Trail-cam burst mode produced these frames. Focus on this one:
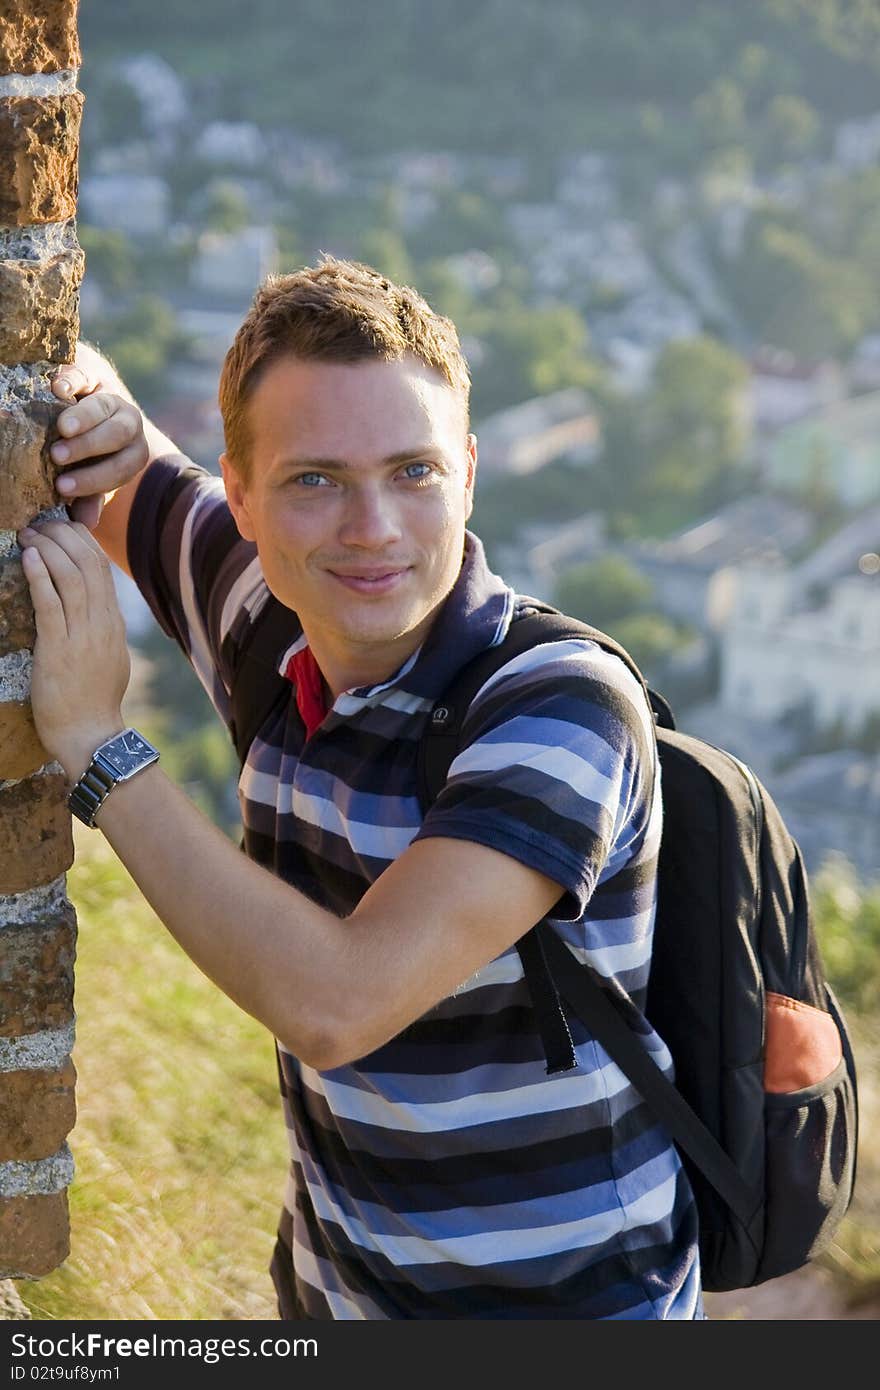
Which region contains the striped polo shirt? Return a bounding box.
[128,455,702,1320]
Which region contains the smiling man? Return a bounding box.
[18,258,703,1319]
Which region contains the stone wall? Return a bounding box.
[0,0,82,1285]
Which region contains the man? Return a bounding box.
[19,258,702,1319]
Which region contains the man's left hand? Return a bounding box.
[17,519,131,783]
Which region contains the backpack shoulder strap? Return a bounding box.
[416,599,671,813]
[229,592,296,767]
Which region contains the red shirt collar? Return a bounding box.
[284,646,330,738]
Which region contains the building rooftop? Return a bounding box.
[784,388,880,444]
[631,493,815,571]
[750,348,839,381]
[771,751,880,813]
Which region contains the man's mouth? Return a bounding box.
[327,567,411,594]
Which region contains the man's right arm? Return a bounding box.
[50,342,177,578]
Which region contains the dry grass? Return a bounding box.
[821,1022,880,1308]
[19,826,289,1322]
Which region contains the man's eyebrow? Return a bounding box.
[277,447,447,472]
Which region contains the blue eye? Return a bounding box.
[403,462,432,479]
[299,472,332,487]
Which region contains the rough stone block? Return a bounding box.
[0,1192,68,1278]
[0,248,83,365]
[0,1062,76,1163]
[0,94,83,225]
[0,555,35,653]
[0,702,46,780]
[0,2,81,76]
[0,905,76,1038]
[0,1277,31,1318]
[0,773,73,895]
[0,394,63,530]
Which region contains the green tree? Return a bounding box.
[651,336,749,465]
[733,216,872,357]
[735,42,772,96]
[79,226,136,296]
[471,461,589,556]
[553,557,694,679]
[812,857,880,1014]
[203,180,251,234]
[693,79,746,150]
[554,554,654,630]
[764,94,820,160]
[358,227,413,287]
[92,296,184,403]
[473,296,595,417]
[595,337,749,531]
[135,626,239,833]
[94,75,144,141]
[613,612,693,675]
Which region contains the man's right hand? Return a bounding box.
[50,343,150,531]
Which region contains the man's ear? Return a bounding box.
[219,452,257,543]
[464,433,478,521]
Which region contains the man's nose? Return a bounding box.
[337,483,404,548]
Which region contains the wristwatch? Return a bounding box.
[67,728,160,828]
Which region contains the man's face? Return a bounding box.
[221,353,476,691]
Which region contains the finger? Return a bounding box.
[29,521,113,620]
[55,438,144,497]
[68,493,105,530]
[51,364,100,401]
[20,545,70,645]
[51,393,131,464]
[28,518,107,566]
[17,527,89,633]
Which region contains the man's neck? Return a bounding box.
[304,624,429,701]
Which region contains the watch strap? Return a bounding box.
[68,757,118,828]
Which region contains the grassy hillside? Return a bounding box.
[80,0,880,160]
[19,828,287,1321]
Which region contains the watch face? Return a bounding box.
[101,730,157,777]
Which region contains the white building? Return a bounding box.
[80,173,171,239]
[190,226,278,301]
[834,111,880,171]
[497,512,607,597]
[116,52,190,142]
[762,390,880,507]
[750,349,844,433]
[625,493,816,634]
[721,565,880,732]
[474,389,600,477]
[443,250,501,296]
[767,754,880,880]
[194,122,268,169]
[849,335,880,394]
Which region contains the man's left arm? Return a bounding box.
[18,518,565,1070]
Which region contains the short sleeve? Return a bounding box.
[412,638,658,921]
[126,454,271,725]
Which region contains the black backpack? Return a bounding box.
[229,593,859,1294]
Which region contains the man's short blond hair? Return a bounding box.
[218,256,471,480]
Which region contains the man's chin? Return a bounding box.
[337,616,420,647]
[329,598,434,647]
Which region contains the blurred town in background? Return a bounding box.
[77,1,879,884]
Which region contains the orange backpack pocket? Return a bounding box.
[763,992,843,1094]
